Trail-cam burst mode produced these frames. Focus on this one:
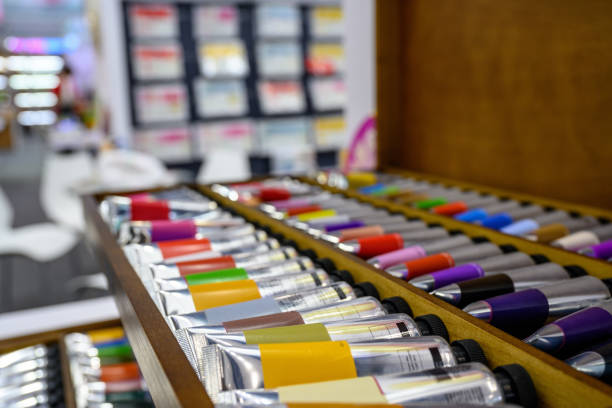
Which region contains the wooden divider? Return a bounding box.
[200,184,612,408]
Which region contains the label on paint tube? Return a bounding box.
[278,376,388,404]
[327,321,404,342]
[244,323,331,344]
[300,298,385,323]
[204,297,282,324]
[157,238,213,259]
[189,279,262,310]
[183,268,248,286]
[377,365,499,405]
[260,341,357,388]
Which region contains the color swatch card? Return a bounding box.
[198,40,249,78]
[310,6,344,38]
[134,84,188,124]
[314,115,346,147]
[194,79,248,118]
[307,42,345,75]
[309,77,346,111]
[258,80,305,115]
[255,4,301,38]
[257,41,302,77]
[135,126,191,161]
[195,120,254,155]
[132,42,183,80]
[193,5,239,38]
[129,5,178,38]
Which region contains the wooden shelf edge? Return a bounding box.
[200,185,612,408]
[299,177,612,279]
[82,196,214,408]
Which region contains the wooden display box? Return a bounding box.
[0,319,121,408]
[376,0,612,210]
[82,184,612,408]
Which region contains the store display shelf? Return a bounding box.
[199,183,612,408]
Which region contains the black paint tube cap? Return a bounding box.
[530,254,549,264]
[563,265,587,278]
[493,364,538,408]
[316,257,336,273]
[415,314,449,341]
[381,296,413,317]
[301,249,317,260]
[471,236,490,243]
[499,244,518,253]
[353,282,380,300]
[451,339,488,365]
[330,270,354,286]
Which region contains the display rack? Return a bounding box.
[81,183,612,408]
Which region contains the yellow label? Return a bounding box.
[314,116,345,132]
[189,279,261,310]
[313,6,343,20]
[346,172,377,188]
[296,209,336,222]
[278,376,387,404]
[201,43,242,58]
[311,43,344,58]
[260,341,357,388]
[87,327,125,343]
[244,323,331,344]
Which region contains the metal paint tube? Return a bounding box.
[157,270,332,315]
[367,235,474,269]
[173,296,388,348]
[566,339,612,380]
[464,276,612,333]
[125,238,280,269]
[524,300,612,353]
[147,248,303,280]
[168,281,357,328]
[101,194,217,222]
[432,263,584,307]
[201,337,485,400]
[319,220,428,243]
[117,218,257,244]
[409,252,539,292]
[178,314,426,370]
[215,399,521,408]
[215,363,535,408]
[153,263,321,292]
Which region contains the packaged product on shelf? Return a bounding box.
[194,79,248,118]
[307,42,345,75]
[134,83,188,124]
[131,42,183,80]
[194,121,255,155]
[313,115,346,148]
[308,77,346,111]
[201,338,487,399]
[257,41,303,77]
[134,125,192,162]
[257,80,306,114]
[193,5,239,38]
[198,40,249,78]
[129,4,178,38]
[309,6,344,38]
[215,363,536,408]
[255,4,301,38]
